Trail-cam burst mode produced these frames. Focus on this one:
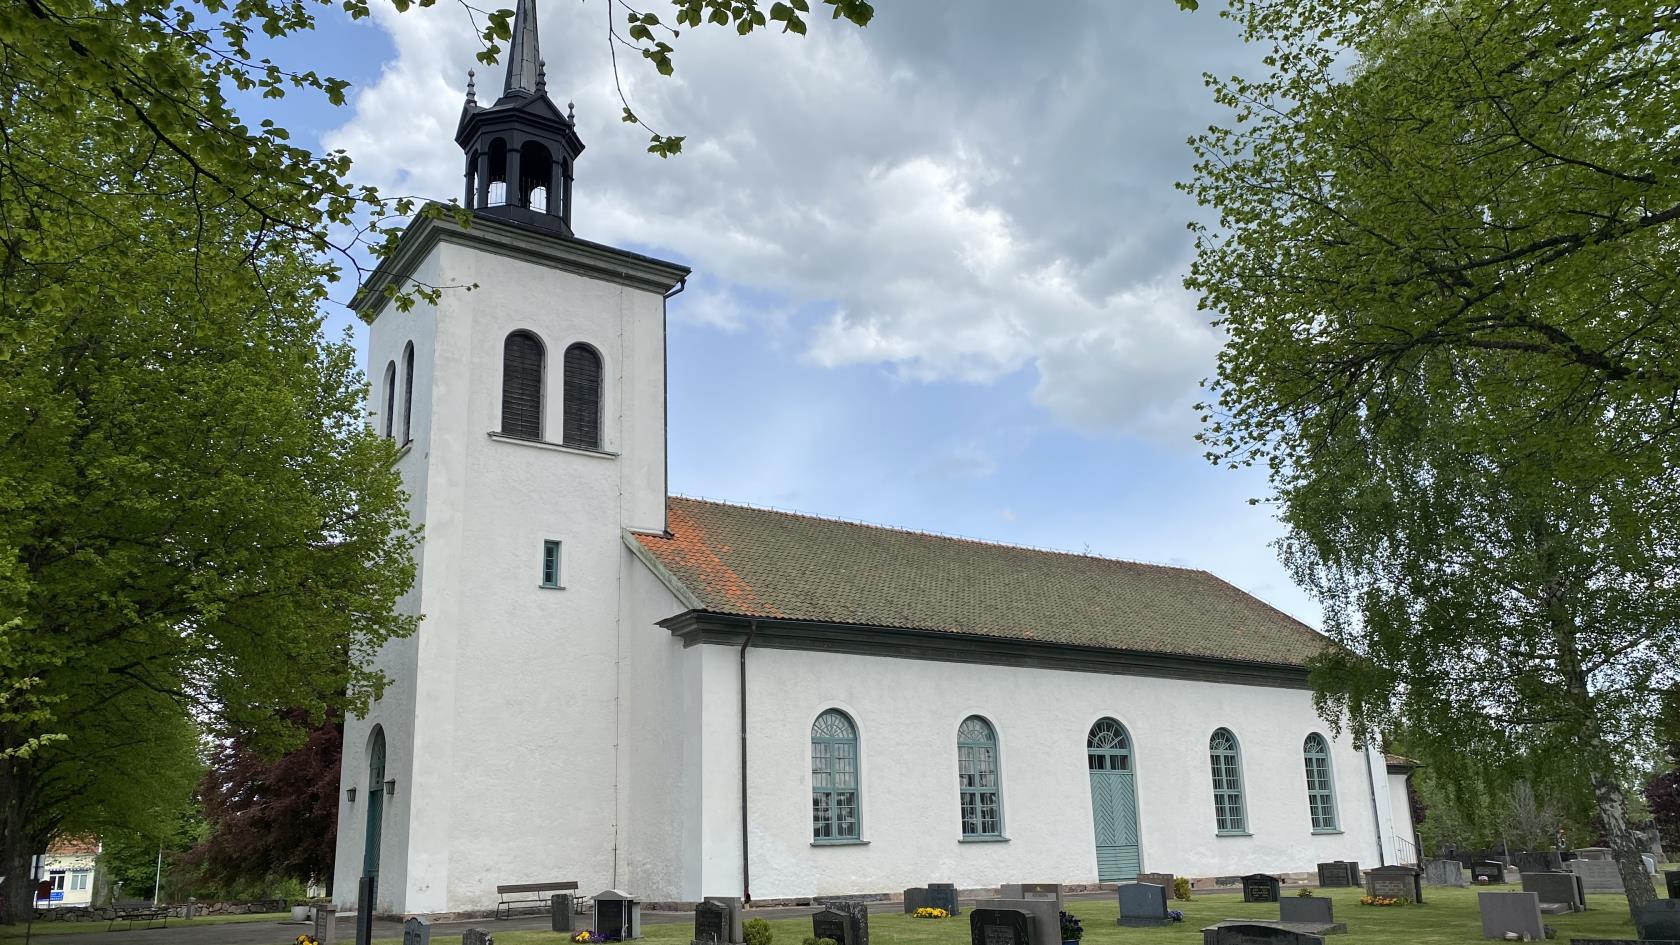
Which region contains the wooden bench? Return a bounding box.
[495,882,579,920]
[108,901,169,930]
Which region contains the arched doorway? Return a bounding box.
[1086,718,1140,881]
[363,726,386,882]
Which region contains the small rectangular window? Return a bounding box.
[541,540,562,588]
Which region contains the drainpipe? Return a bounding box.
[739,619,759,904]
[1364,744,1387,866]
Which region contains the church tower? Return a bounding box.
[331,0,689,914]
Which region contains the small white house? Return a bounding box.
[331,0,1415,917]
[36,837,99,909]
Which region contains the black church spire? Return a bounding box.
[455,0,584,234]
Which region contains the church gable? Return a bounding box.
[634,496,1326,669]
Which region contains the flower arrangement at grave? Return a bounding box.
[1166,910,1185,923]
[912,908,950,919]
[573,931,608,942]
[1359,895,1404,907]
[1295,889,1315,897]
[1059,911,1084,944]
[296,935,322,945]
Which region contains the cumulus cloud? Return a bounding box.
[323,0,1256,443]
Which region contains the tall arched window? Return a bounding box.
[1303,733,1338,831]
[958,716,1002,837]
[381,361,397,439]
[363,726,387,879]
[501,331,544,439]
[562,343,602,449]
[1087,718,1133,771]
[1209,728,1247,833]
[400,342,415,443]
[811,709,860,842]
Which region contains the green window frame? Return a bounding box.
[1209,728,1247,834]
[541,540,562,588]
[811,709,860,842]
[1303,733,1338,831]
[958,715,1003,837]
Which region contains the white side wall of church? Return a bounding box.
[1386,772,1417,862]
[707,647,1385,900]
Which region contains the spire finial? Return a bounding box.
[465,69,477,106]
[536,59,547,95]
[567,100,575,121]
[502,0,543,96]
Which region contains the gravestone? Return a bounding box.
[969,908,1033,945]
[1200,922,1327,945]
[1425,860,1467,887]
[1278,897,1336,927]
[998,884,1063,912]
[1637,901,1680,942]
[461,930,492,945]
[1478,891,1544,941]
[1472,862,1507,885]
[1644,854,1659,876]
[1115,883,1172,927]
[552,894,576,933]
[811,900,868,945]
[1574,847,1613,861]
[928,884,960,916]
[692,900,743,945]
[1242,874,1282,904]
[977,898,1058,945]
[1365,865,1423,903]
[1512,852,1565,874]
[1568,858,1626,893]
[593,890,642,941]
[903,889,930,914]
[1521,872,1585,913]
[1137,873,1176,895]
[355,876,377,945]
[403,917,431,945]
[1666,870,1680,899]
[1316,862,1360,888]
[314,906,338,945]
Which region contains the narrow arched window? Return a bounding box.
[811,709,860,841]
[381,361,397,439]
[958,716,1002,837]
[562,343,602,449]
[1210,728,1247,833]
[1087,718,1132,771]
[501,331,544,439]
[400,342,415,443]
[1304,733,1338,831]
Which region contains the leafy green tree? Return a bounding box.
[0,41,417,923]
[1185,0,1680,912]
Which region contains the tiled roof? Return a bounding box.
[633,497,1327,668]
[46,835,99,855]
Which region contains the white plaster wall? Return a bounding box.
[1386,772,1417,863]
[722,647,1386,899]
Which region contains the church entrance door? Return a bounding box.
[364,727,386,882]
[1086,718,1140,881]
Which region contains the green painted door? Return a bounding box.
[1087,719,1140,881]
[363,728,386,880]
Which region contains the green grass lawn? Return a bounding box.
[0,912,290,942]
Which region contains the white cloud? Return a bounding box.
[323,0,1256,443]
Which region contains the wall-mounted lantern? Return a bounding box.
[346,787,357,803]
[384,778,397,797]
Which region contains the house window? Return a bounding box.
[562,343,602,449]
[381,360,397,439]
[811,709,860,842]
[70,871,90,891]
[401,342,415,443]
[958,715,1002,837]
[541,540,562,588]
[1210,728,1247,833]
[1304,733,1338,831]
[501,331,545,439]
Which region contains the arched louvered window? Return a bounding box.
[562,343,602,449]
[1303,733,1339,831]
[958,716,1003,837]
[400,342,415,443]
[500,331,544,439]
[1210,728,1247,833]
[811,709,860,841]
[1087,718,1132,771]
[380,361,397,439]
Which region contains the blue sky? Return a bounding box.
[259,0,1321,625]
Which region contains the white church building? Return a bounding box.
[331,0,1418,916]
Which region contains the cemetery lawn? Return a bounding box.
[500,887,1646,945]
[0,913,290,942]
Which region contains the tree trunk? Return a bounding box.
[1,754,37,926]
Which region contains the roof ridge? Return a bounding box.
[667,493,1204,575]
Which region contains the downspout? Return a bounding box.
[1364,744,1387,866]
[739,618,758,904]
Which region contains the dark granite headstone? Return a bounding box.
[928,884,960,916]
[903,889,930,915]
[1242,874,1282,904]
[1472,862,1507,885]
[1201,922,1326,945]
[403,917,431,945]
[1512,851,1565,874]
[694,901,728,945]
[969,909,1033,945]
[1666,870,1680,899]
[461,929,493,945]
[1278,897,1334,925]
[355,876,376,945]
[812,901,868,945]
[1478,891,1544,941]
[1364,866,1423,903]
[1637,901,1680,942]
[1521,872,1584,912]
[314,906,339,945]
[552,895,576,933]
[1116,883,1171,927]
[1316,862,1359,888]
